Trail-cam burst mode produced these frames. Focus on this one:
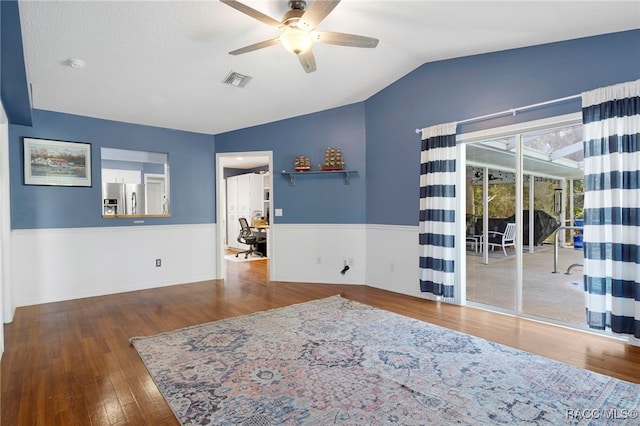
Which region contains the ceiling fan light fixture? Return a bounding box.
[220,0,378,72]
[280,28,313,55]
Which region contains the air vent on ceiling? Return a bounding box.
[222,71,252,88]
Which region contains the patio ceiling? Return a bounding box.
[466,123,584,181]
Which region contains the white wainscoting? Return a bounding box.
[270,224,366,285]
[366,224,434,300]
[10,224,216,309]
[270,223,434,300]
[9,222,434,319]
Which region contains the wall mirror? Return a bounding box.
[101,147,169,217]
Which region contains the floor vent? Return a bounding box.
[222,71,252,88]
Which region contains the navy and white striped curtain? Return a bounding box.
[419,122,457,302]
[582,79,640,343]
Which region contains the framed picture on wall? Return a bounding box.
[23,138,92,186]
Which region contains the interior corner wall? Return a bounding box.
[215,103,367,285]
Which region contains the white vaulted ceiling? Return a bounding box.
[17,1,640,135]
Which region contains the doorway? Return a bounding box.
[144,174,167,214]
[215,151,273,281]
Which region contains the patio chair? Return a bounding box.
[485,222,516,256]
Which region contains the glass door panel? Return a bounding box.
[466,137,517,311]
[520,125,585,325]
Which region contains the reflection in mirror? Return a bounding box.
[101,147,169,217]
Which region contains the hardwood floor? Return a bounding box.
[2,257,640,425]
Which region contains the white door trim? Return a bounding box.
[215,151,273,281]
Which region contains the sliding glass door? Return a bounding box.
[463,117,585,325]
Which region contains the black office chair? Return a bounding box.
[236,217,265,259]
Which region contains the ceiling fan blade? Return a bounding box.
[315,31,379,48]
[229,38,280,55]
[219,0,281,27]
[297,0,340,31]
[298,50,317,73]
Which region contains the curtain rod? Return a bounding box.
[415,93,581,134]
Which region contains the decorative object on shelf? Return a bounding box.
[294,155,311,171]
[319,147,344,171]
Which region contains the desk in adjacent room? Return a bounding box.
[251,225,269,257]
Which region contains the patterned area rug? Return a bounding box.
[130,296,640,425]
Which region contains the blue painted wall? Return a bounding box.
[365,30,640,226]
[0,1,31,126]
[9,109,216,229]
[215,103,366,224]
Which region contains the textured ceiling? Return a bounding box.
[18,1,640,135]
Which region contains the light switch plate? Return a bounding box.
[275,209,283,216]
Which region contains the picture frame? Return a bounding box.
[23,138,92,187]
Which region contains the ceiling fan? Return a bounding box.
[220,0,379,73]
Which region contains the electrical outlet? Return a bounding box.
[389,262,395,272]
[155,259,161,267]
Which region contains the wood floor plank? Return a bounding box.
[2,257,640,425]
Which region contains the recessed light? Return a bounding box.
[236,157,244,161]
[65,58,85,69]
